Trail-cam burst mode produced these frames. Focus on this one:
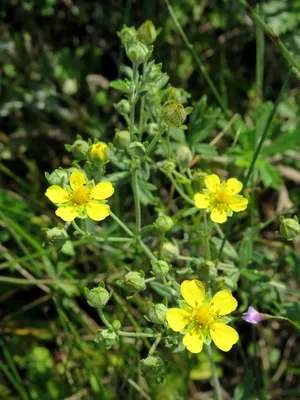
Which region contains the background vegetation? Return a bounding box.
[0,0,299,399]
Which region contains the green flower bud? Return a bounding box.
[45,168,69,186]
[114,130,131,149]
[137,20,160,45]
[155,215,174,232]
[197,261,217,281]
[46,227,68,249]
[126,41,153,65]
[279,216,300,241]
[71,139,90,160]
[124,271,146,292]
[141,356,165,379]
[126,142,146,158]
[147,123,160,137]
[151,260,170,277]
[161,242,179,262]
[85,286,110,309]
[148,302,167,324]
[162,101,186,128]
[176,145,193,167]
[96,329,118,349]
[115,99,131,115]
[112,320,121,330]
[118,25,137,47]
[161,84,191,104]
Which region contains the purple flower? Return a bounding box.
[242,306,266,324]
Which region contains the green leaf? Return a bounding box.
[194,143,218,157]
[257,161,282,189]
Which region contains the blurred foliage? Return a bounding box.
[0,0,300,399]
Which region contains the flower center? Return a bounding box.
[216,188,228,204]
[72,187,90,205]
[195,306,214,327]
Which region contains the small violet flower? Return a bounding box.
[242,306,267,324]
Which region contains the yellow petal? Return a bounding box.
[209,290,238,316]
[91,182,114,200]
[229,196,248,212]
[166,308,191,332]
[210,208,227,224]
[45,186,70,203]
[56,206,79,221]
[182,329,203,353]
[86,203,110,221]
[194,193,209,209]
[225,178,243,195]
[181,280,205,308]
[205,174,220,193]
[209,323,239,352]
[70,171,87,191]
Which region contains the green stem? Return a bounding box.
[238,0,300,74]
[164,0,229,115]
[148,333,162,356]
[145,126,165,157]
[98,309,113,329]
[255,3,264,102]
[163,171,194,205]
[244,67,292,187]
[132,164,141,234]
[206,344,223,400]
[203,210,211,261]
[71,220,87,236]
[129,62,139,140]
[110,211,135,238]
[109,211,157,261]
[139,62,147,136]
[119,331,157,338]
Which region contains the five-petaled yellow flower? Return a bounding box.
[166,280,239,353]
[194,174,248,224]
[45,170,114,222]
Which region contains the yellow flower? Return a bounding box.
[45,170,114,222]
[194,174,248,224]
[166,280,239,354]
[90,142,108,162]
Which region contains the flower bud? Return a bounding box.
[95,329,118,349]
[85,285,109,309]
[147,123,159,136]
[46,227,68,249]
[141,356,165,379]
[124,271,146,292]
[176,145,193,167]
[162,101,186,127]
[89,142,108,162]
[148,302,167,324]
[45,168,69,186]
[197,261,217,281]
[115,99,131,115]
[279,216,300,241]
[113,130,131,149]
[161,242,179,262]
[71,139,90,160]
[242,306,268,324]
[155,215,174,232]
[118,25,137,47]
[126,41,152,65]
[137,20,159,45]
[151,260,170,277]
[126,142,146,158]
[112,320,121,330]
